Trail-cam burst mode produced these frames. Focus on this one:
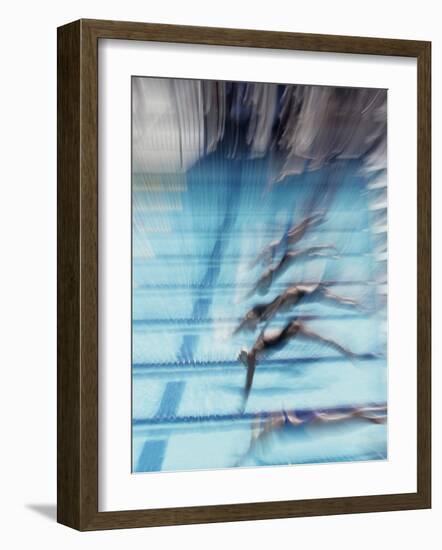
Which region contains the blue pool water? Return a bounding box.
[132,156,387,473]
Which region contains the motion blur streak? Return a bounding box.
[132,77,387,473]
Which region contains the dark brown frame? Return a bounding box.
[57,18,431,531]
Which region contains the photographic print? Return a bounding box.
[131,77,388,473]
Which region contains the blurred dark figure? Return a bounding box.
[250,212,326,268]
[236,405,387,466]
[246,245,338,298]
[234,283,363,334]
[237,317,359,410]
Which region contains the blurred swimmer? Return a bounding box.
[246,245,338,298]
[237,317,359,410]
[234,283,363,334]
[236,405,387,466]
[250,212,325,268]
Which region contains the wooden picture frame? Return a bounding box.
[57,18,431,531]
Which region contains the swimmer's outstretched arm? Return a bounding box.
[286,212,325,244]
[238,348,258,413]
[243,266,276,300]
[249,212,326,269]
[252,412,287,446]
[243,352,257,407]
[243,281,263,301]
[234,411,291,467]
[232,317,252,336]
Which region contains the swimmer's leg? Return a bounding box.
[297,324,357,360]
